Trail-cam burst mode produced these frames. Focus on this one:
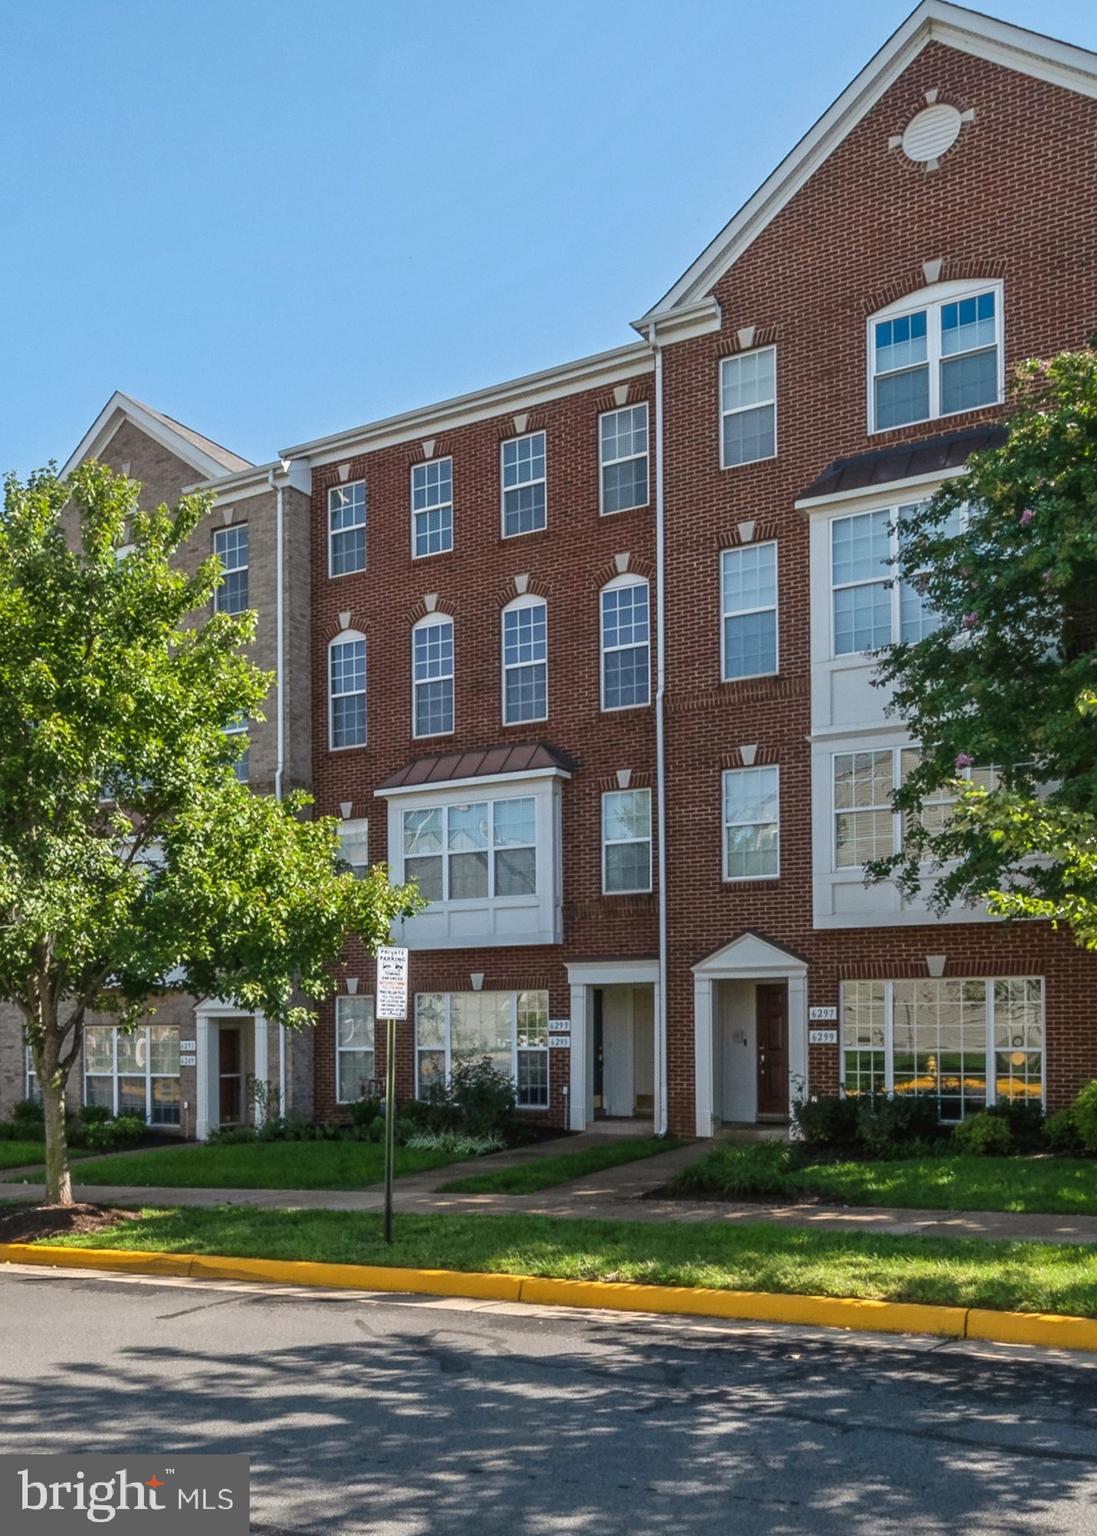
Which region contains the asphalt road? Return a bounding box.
[1,1266,1096,1535]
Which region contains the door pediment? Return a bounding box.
[693,930,808,977]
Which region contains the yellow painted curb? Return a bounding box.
[2,1242,1095,1353]
[0,1243,193,1278]
[967,1307,1097,1353]
[517,1275,967,1337]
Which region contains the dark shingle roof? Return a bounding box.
[798,425,1007,503]
[375,742,577,792]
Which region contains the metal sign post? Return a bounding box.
[375,945,409,1246]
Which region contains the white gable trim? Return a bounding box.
[62,392,239,483]
[640,1,1097,323]
[692,930,807,977]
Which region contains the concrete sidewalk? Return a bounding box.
[4,1140,1096,1245]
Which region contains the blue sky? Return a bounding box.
[2,0,1095,476]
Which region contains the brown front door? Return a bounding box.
[218,1025,243,1125]
[756,984,788,1117]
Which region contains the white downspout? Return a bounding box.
[653,322,669,1137]
[269,465,288,1119]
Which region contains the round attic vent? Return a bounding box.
[901,103,963,164]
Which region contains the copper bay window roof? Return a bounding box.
[374,741,577,793]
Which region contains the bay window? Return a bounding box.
[403,796,536,903]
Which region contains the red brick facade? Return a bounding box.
[304,25,1097,1134]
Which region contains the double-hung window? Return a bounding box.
[329,633,367,749]
[84,1024,181,1125]
[721,543,777,679]
[502,597,547,724]
[602,788,652,894]
[601,577,650,710]
[224,715,249,783]
[329,483,367,575]
[720,348,776,467]
[831,501,963,655]
[337,818,369,877]
[412,616,454,737]
[600,405,648,513]
[501,432,546,537]
[335,996,376,1103]
[841,977,1043,1121]
[833,746,995,868]
[415,990,549,1107]
[412,458,453,557]
[870,284,1001,431]
[213,525,249,614]
[403,796,536,903]
[723,766,780,879]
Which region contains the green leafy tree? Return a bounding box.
[0,463,420,1204]
[870,347,1097,946]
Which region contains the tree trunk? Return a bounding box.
[41,1067,72,1208]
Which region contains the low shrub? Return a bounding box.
[80,1104,112,1127]
[793,1095,859,1148]
[347,1096,382,1135]
[855,1094,941,1158]
[11,1099,44,1133]
[951,1110,1014,1157]
[1045,1107,1084,1155]
[449,1056,517,1139]
[404,1129,505,1157]
[1071,1080,1097,1153]
[984,1099,1045,1153]
[673,1141,798,1200]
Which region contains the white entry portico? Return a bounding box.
[566,959,662,1132]
[194,1000,276,1141]
[693,932,808,1137]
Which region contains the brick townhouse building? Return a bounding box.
[5,0,1097,1139]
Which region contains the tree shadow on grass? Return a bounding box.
[2,1275,1097,1535]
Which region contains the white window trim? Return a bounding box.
[720,541,779,681]
[328,481,368,578]
[500,431,547,539]
[328,630,367,752]
[866,278,1004,436]
[719,345,777,470]
[335,995,376,1104]
[840,976,1045,1115]
[83,1024,181,1125]
[213,524,249,615]
[337,817,370,876]
[828,501,972,658]
[501,594,549,727]
[414,991,550,1110]
[402,794,537,906]
[600,574,651,713]
[598,403,649,516]
[830,744,993,873]
[723,765,781,881]
[411,613,455,740]
[601,787,653,895]
[24,1044,38,1102]
[410,457,454,561]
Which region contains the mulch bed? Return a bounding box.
[0,1202,138,1244]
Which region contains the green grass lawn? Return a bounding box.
[36,1205,1097,1317]
[0,1140,55,1171]
[438,1137,684,1194]
[672,1143,1097,1215]
[3,1139,476,1190]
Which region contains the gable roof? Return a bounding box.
[62,391,252,481]
[637,1,1097,329]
